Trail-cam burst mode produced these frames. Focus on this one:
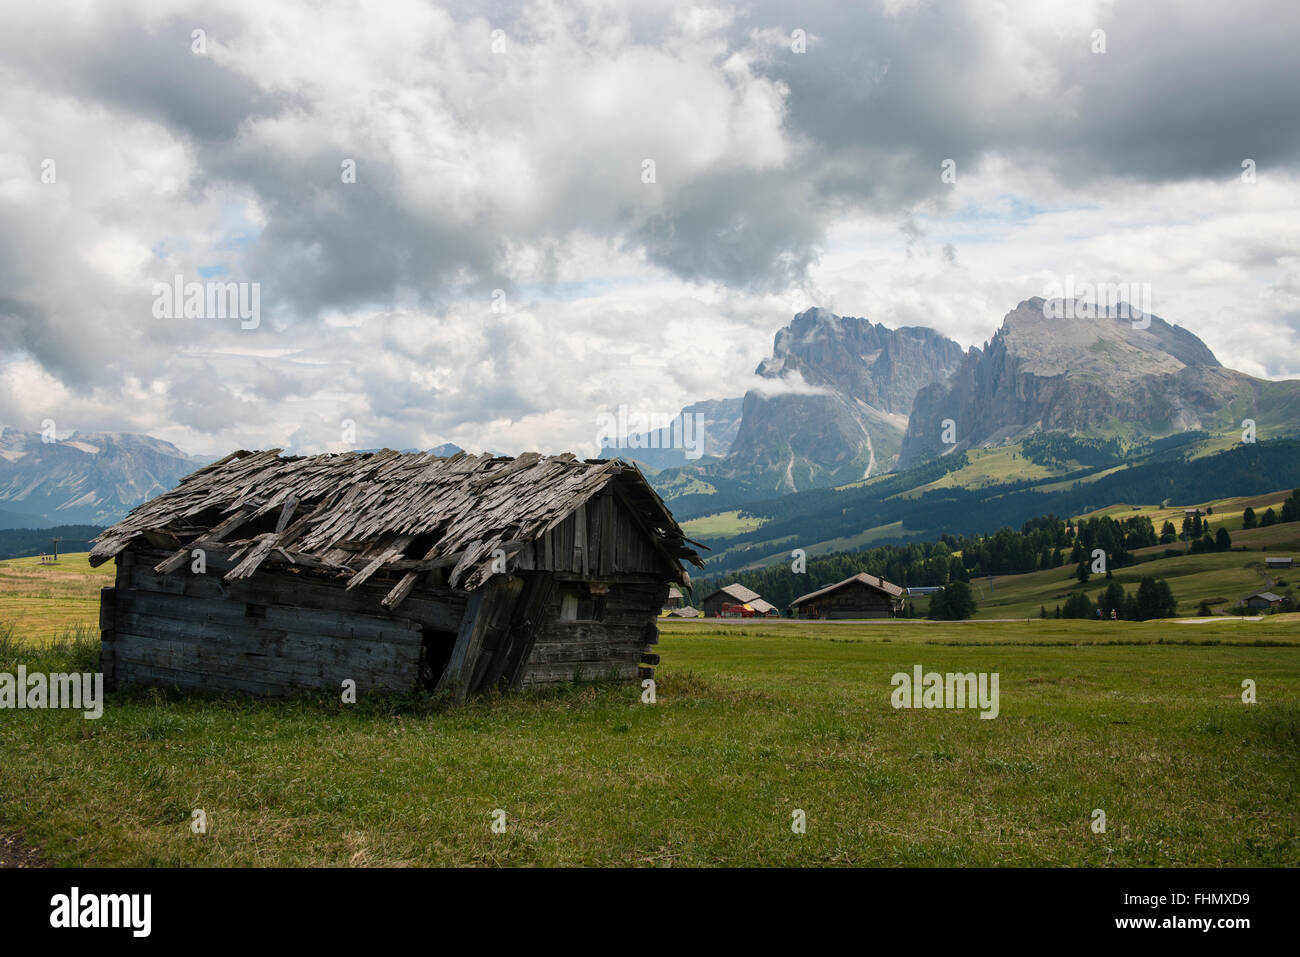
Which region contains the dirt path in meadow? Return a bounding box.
[0,829,47,868]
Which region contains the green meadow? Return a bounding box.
[0,556,1295,866]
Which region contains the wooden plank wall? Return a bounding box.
[513,490,675,580]
[520,577,667,686]
[104,547,468,697]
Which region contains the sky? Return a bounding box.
[2,0,1299,459]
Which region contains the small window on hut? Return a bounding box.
[559,585,605,622]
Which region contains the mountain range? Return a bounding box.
[5,296,1298,532]
[898,297,1293,468]
[644,298,1300,515]
[724,307,965,489]
[0,428,205,527]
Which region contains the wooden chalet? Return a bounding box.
[790,572,904,619]
[699,583,773,618]
[1245,591,1283,611]
[88,449,704,699]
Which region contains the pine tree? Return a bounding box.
[1281,489,1300,523]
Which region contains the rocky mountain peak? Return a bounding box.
[897,299,1242,470]
[755,307,965,416]
[999,297,1221,375]
[722,308,967,490]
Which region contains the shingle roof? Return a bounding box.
[791,572,904,606]
[1248,592,1283,602]
[90,449,704,599]
[702,583,762,605]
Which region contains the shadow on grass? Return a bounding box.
[0,620,698,718]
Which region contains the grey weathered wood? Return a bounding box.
[491,572,556,691]
[154,508,253,574]
[92,446,700,699]
[99,586,116,632]
[436,576,522,699]
[435,587,487,698]
[274,495,299,533]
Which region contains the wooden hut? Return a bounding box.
[1245,591,1283,611]
[700,583,762,618]
[88,449,704,699]
[790,573,904,619]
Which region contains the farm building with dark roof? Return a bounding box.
[698,583,779,617]
[90,448,703,699]
[1245,591,1284,611]
[791,573,904,619]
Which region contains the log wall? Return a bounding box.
[519,576,667,686]
[103,547,467,697]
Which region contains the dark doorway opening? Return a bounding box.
[419,628,457,689]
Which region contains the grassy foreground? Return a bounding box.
[0,553,111,642]
[0,603,1297,866]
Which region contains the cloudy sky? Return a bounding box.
[2,0,1299,459]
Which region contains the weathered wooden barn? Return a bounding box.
[790,573,904,619]
[699,583,776,618]
[88,449,704,699]
[1245,591,1283,611]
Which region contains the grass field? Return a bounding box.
[958,551,1295,620]
[1081,489,1295,531]
[0,556,1297,867]
[898,446,1061,497]
[681,509,763,539]
[0,553,112,642]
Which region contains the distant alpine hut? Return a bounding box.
[663,583,686,611]
[89,449,704,699]
[1264,556,1293,569]
[1245,591,1284,611]
[699,583,778,618]
[791,573,904,619]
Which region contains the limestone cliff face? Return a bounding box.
[896,297,1260,468]
[725,308,965,491]
[0,428,206,525]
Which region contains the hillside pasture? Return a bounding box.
[0,558,1295,867]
